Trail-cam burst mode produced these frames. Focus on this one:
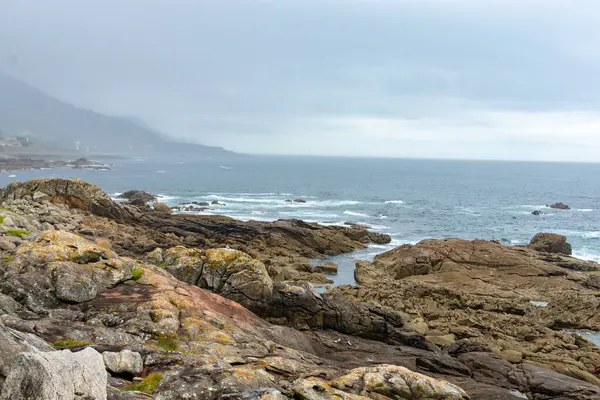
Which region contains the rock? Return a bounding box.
[312,262,338,274]
[211,201,225,206]
[547,202,570,210]
[0,216,14,227]
[498,349,523,364]
[528,232,572,255]
[0,178,138,222]
[103,349,144,377]
[521,364,600,399]
[54,264,98,303]
[405,318,429,336]
[201,248,274,302]
[33,191,49,202]
[160,246,204,285]
[72,157,92,167]
[445,340,492,356]
[582,275,600,289]
[118,190,157,203]
[291,364,469,399]
[146,248,164,265]
[0,323,53,380]
[426,333,456,346]
[130,199,147,207]
[153,202,172,214]
[0,347,107,400]
[531,210,543,216]
[0,240,15,251]
[293,198,306,203]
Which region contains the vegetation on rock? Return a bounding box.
[5,228,28,238]
[122,372,163,394]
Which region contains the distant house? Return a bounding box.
[0,132,24,151]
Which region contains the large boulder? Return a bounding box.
[202,248,273,300]
[118,190,157,203]
[0,347,107,400]
[547,202,570,210]
[103,349,143,377]
[0,178,138,222]
[291,364,469,399]
[159,247,274,303]
[528,232,572,255]
[153,202,171,214]
[0,323,52,381]
[2,230,135,312]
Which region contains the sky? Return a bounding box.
[1,0,600,161]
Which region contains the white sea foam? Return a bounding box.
[343,210,370,218]
[560,230,600,239]
[385,200,404,205]
[279,210,340,219]
[366,224,390,230]
[509,390,529,399]
[205,192,293,196]
[391,238,419,246]
[156,194,179,202]
[205,195,283,204]
[573,249,600,262]
[577,209,594,212]
[156,170,165,173]
[530,301,549,307]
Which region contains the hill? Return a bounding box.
[0,71,233,158]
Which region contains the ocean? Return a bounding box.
[2,156,600,287]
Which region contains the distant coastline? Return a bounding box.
[0,156,111,172]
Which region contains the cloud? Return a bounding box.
[187,109,600,160]
[1,0,600,160]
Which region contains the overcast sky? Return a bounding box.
[1,0,600,161]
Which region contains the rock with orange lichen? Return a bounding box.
[156,246,273,304]
[291,365,469,400]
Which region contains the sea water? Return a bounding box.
[3,156,600,285]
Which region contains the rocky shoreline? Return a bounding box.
[0,178,599,399]
[0,157,110,172]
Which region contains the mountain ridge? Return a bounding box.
[0,71,234,158]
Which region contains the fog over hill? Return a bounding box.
[0,71,233,158]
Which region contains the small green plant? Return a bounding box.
[54,339,92,348]
[131,268,144,281]
[157,336,178,352]
[1,255,12,263]
[6,229,28,238]
[122,372,163,394]
[0,216,5,224]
